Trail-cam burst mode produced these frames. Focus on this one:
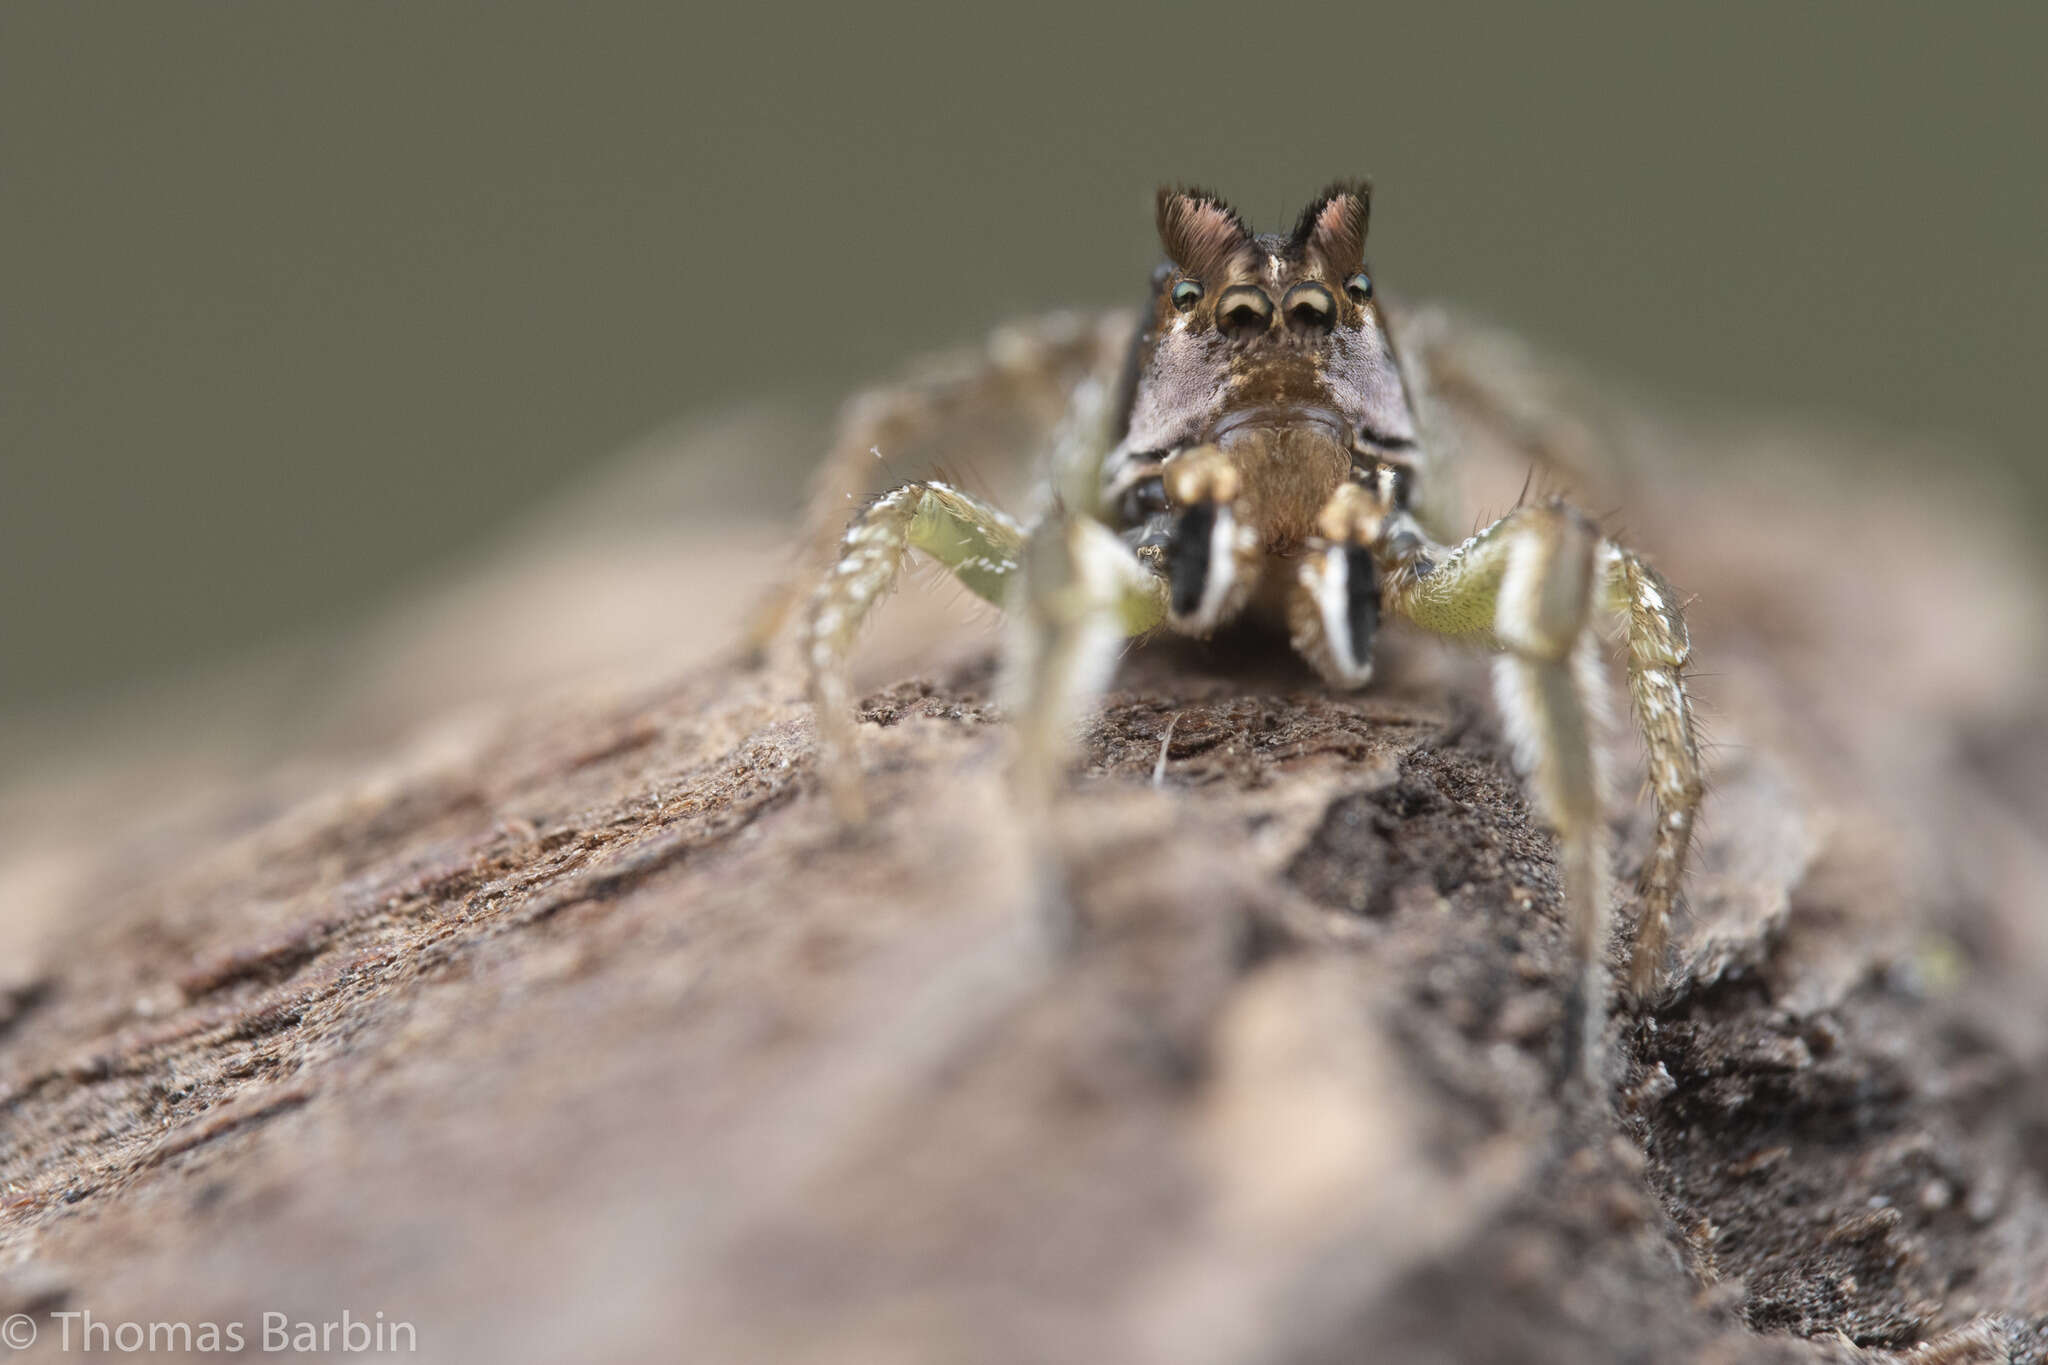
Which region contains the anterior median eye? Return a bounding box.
[1171,280,1204,311]
[1344,271,1373,303]
[1283,281,1336,331]
[1214,285,1273,337]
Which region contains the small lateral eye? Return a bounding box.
[1344,271,1373,303]
[1171,279,1204,311]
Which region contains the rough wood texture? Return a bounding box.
[2,331,2045,1363]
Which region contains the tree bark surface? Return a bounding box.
[2,379,2045,1363]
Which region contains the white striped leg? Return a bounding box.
[1005,511,1169,813]
[1389,503,1616,1081]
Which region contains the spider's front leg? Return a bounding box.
[803,481,1025,821]
[803,479,1167,824]
[750,314,1125,658]
[1371,499,1705,1081]
[1006,509,1168,812]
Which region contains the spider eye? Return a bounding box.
[1171,279,1204,311]
[1214,285,1274,337]
[1283,281,1336,332]
[1344,271,1373,303]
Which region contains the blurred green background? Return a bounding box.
[4,2,2042,725]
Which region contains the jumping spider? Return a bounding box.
[782,181,1703,1079]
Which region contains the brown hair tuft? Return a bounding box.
[1156,186,1253,278]
[1291,180,1373,274]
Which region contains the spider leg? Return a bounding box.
[1381,502,1621,1081]
[748,314,1125,657]
[1601,544,1703,998]
[1005,509,1168,812]
[1389,305,1709,1003]
[1368,497,1705,1071]
[804,481,1026,821]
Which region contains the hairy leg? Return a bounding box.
[804,482,1025,821]
[1388,307,1709,1002]
[1364,495,1706,1070]
[750,313,1127,656]
[1602,545,1703,997]
[1385,503,1616,1077]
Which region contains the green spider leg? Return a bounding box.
[1377,500,1704,1080]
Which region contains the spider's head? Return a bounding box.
[1120,182,1417,548]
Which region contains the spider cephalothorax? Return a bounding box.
[1105,182,1424,684]
[790,180,1706,1086]
[1114,182,1415,507]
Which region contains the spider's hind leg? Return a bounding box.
[804,481,1025,821]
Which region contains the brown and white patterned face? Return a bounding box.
[1112,182,1419,549]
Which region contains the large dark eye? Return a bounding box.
[1344,271,1373,303]
[1283,281,1336,332]
[1214,285,1274,336]
[1171,279,1204,311]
